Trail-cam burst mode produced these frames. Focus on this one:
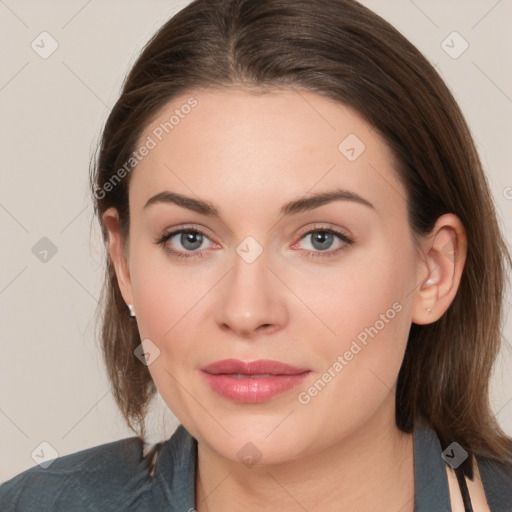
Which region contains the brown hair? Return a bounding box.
[90,0,512,468]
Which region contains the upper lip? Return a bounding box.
[201,359,310,376]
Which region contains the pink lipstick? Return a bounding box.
[200,359,311,403]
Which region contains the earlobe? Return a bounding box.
[411,214,467,326]
[102,207,134,307]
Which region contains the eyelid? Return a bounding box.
[295,222,352,240]
[154,224,217,248]
[156,223,215,241]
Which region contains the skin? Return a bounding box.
[103,88,468,511]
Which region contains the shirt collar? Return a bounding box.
[155,419,452,511]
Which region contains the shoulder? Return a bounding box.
[0,425,197,512]
[0,436,152,511]
[476,453,512,512]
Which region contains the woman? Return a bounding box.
[1,0,511,510]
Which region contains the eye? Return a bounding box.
[154,224,354,261]
[293,225,354,259]
[154,226,216,261]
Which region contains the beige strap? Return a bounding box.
[445,456,490,512]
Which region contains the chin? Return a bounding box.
[200,423,310,466]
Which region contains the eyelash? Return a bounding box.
[154,224,354,261]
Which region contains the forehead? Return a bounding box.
[129,88,405,219]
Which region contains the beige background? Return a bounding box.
[1,0,511,482]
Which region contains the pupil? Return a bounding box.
[312,231,332,250]
[182,231,202,250]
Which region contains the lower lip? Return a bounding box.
[201,371,312,403]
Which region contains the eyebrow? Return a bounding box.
[143,187,375,217]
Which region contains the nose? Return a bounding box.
[214,250,288,338]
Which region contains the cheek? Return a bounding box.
[295,238,415,405]
[291,265,413,440]
[293,235,414,353]
[127,248,205,416]
[128,240,210,339]
[127,245,217,409]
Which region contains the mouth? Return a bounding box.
[200,359,312,403]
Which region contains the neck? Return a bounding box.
[194,392,416,512]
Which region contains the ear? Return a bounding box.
[102,207,134,309]
[411,213,467,325]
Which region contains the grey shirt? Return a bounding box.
[1,421,511,511]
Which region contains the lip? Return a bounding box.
[201,358,310,376]
[200,359,312,403]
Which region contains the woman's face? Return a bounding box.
[107,88,432,464]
